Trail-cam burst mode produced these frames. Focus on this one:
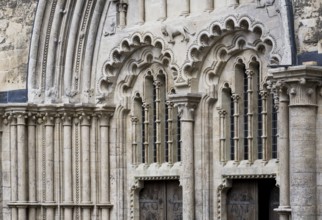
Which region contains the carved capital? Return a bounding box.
[153,80,162,88]
[269,65,322,107]
[117,2,128,13]
[287,81,318,106]
[231,94,240,102]
[131,116,139,124]
[61,113,73,126]
[245,69,254,78]
[169,94,201,121]
[218,110,227,118]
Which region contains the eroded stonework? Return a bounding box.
[0,0,37,91]
[0,0,322,220]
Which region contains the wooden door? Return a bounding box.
[139,180,182,220]
[227,181,258,220]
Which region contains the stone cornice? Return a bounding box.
[269,65,322,81]
[268,65,322,107]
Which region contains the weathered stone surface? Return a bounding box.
[0,0,37,92]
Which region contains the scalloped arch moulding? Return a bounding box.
[98,14,281,106]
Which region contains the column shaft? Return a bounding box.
[100,115,110,220]
[138,0,145,24]
[17,115,27,219]
[181,113,195,220]
[10,118,17,219]
[28,117,37,219]
[277,93,291,220]
[63,116,73,219]
[81,115,91,219]
[181,0,190,16]
[289,106,317,218]
[158,0,167,21]
[45,118,55,219]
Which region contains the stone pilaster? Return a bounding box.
[97,109,114,220]
[270,65,322,220]
[169,93,201,220]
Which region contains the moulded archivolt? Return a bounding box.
[182,15,281,90]
[98,32,179,104]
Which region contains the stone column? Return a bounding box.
[205,0,214,12]
[118,2,128,28]
[10,116,17,219]
[44,115,55,220]
[273,86,291,220]
[219,110,227,163]
[270,66,322,219]
[62,113,73,219]
[158,0,167,21]
[288,81,317,219]
[180,0,190,16]
[100,113,113,220]
[80,113,91,220]
[28,115,37,219]
[17,114,27,219]
[169,94,201,220]
[137,0,145,24]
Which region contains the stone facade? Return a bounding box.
[0,0,322,219]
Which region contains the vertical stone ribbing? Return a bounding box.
[143,103,150,164]
[44,115,55,220]
[62,114,73,219]
[28,115,37,219]
[154,81,162,164]
[17,114,27,219]
[80,113,91,220]
[219,110,227,163]
[10,117,17,219]
[246,70,254,163]
[167,102,174,164]
[131,117,138,165]
[232,94,240,162]
[260,91,268,161]
[100,113,111,220]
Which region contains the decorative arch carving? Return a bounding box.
[179,15,281,91]
[97,32,179,104]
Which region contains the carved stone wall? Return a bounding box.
[1,0,322,220]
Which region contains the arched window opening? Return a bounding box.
[219,57,278,163]
[133,70,181,165]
